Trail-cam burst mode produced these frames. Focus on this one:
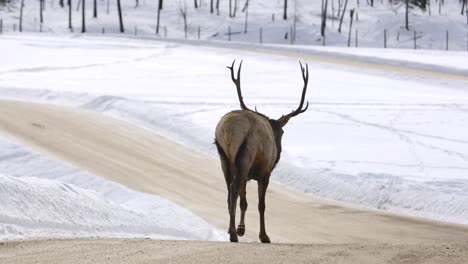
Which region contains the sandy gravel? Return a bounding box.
[0,99,467,263]
[1,239,468,264]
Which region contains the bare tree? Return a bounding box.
[180,3,188,38]
[19,0,25,32]
[93,0,97,18]
[40,0,44,24]
[338,0,348,32]
[233,0,238,17]
[244,0,249,33]
[347,8,355,46]
[156,0,162,34]
[81,0,85,33]
[215,60,309,243]
[117,0,125,32]
[283,0,288,19]
[68,0,73,30]
[321,0,329,36]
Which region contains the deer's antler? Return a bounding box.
[278,61,309,126]
[227,60,253,112]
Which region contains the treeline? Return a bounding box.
[6,0,468,36]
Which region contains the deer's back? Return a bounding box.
[215,110,277,172]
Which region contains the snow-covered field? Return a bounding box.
[0,34,468,241]
[0,0,467,50]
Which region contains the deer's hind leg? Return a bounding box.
[215,141,238,242]
[257,172,271,243]
[237,179,247,237]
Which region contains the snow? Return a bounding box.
[0,135,227,241]
[0,0,467,50]
[0,0,468,240]
[0,34,468,232]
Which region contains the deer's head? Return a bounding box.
[227,60,309,157]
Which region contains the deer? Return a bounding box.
[214,60,309,243]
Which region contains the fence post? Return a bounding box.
[384,29,387,48]
[228,26,231,41]
[259,27,263,44]
[446,30,448,50]
[198,26,200,40]
[413,30,417,49]
[355,29,358,47]
[290,26,293,45]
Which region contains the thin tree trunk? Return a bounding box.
[338,0,348,32]
[60,0,64,7]
[229,0,232,17]
[283,0,288,20]
[81,0,85,33]
[40,0,44,24]
[156,0,161,34]
[216,0,220,15]
[233,0,238,17]
[210,0,213,13]
[405,0,409,30]
[462,0,466,15]
[194,0,198,8]
[19,0,24,32]
[180,3,188,38]
[117,0,125,32]
[93,0,97,18]
[321,0,329,36]
[68,0,73,30]
[347,8,355,46]
[244,1,249,33]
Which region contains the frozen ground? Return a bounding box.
[0,35,467,233]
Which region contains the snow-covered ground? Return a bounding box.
[1,34,468,240]
[0,0,467,50]
[0,131,226,241]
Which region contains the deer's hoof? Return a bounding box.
[229,233,239,242]
[237,224,245,237]
[259,234,270,243]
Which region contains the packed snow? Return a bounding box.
[0,34,467,234]
[0,134,226,241]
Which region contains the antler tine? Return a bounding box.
[278,61,310,125]
[227,60,252,111]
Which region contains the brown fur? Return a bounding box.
[214,60,309,243]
